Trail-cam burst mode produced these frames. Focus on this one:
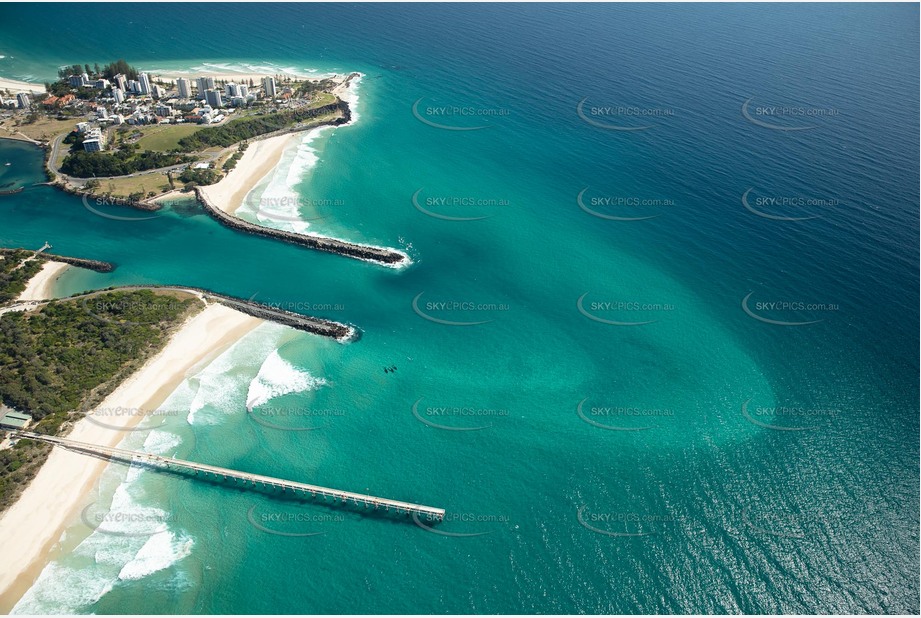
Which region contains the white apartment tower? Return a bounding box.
[204,89,223,108]
[176,77,192,99]
[196,76,215,95]
[262,76,277,99]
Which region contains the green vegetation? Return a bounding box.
[0,290,196,429]
[177,102,344,150]
[295,79,337,97]
[57,59,139,82]
[99,172,172,199]
[179,166,222,187]
[0,251,44,304]
[0,288,197,511]
[63,130,85,152]
[60,146,194,178]
[0,438,51,513]
[222,143,248,172]
[134,124,202,152]
[222,152,242,171]
[44,82,97,99]
[100,59,139,81]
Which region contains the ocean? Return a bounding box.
[0,3,917,613]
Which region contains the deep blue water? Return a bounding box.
[0,4,917,614]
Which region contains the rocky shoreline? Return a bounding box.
[0,248,115,273]
[194,187,409,266]
[55,183,162,212]
[83,284,356,341]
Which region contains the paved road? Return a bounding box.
[48,130,222,185]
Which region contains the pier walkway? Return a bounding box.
[11,431,445,520]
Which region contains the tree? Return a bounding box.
[84,64,92,76]
[93,63,100,76]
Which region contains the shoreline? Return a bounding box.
[0,302,263,612]
[151,69,344,87]
[199,72,363,217]
[199,133,295,216]
[16,261,69,301]
[0,76,408,267]
[0,76,46,95]
[195,75,411,268]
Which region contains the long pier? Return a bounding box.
[12,431,445,521]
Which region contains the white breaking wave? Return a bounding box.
[11,436,191,614]
[12,560,117,614]
[12,314,323,613]
[117,531,194,581]
[338,73,362,125]
[246,126,336,235]
[185,322,291,425]
[236,74,362,235]
[141,429,182,456]
[245,349,327,411]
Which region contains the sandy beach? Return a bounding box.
[0,77,46,95]
[0,302,262,611]
[198,133,295,215]
[16,261,69,301]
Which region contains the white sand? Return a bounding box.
[0,77,46,95]
[17,262,69,301]
[198,133,295,215]
[0,303,262,610]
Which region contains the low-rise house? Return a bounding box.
[0,406,33,431]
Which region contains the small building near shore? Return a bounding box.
[0,406,33,431]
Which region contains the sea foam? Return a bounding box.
[245,349,327,411]
[185,322,293,425]
[117,531,194,581]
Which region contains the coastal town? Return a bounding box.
[0,56,413,611]
[0,60,351,200]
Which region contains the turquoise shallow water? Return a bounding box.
[0,3,918,614]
